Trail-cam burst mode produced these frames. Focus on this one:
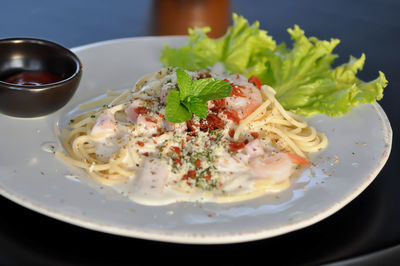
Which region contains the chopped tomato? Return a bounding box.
[225,109,240,124]
[170,146,181,157]
[134,106,150,115]
[206,113,224,130]
[228,129,235,138]
[210,98,226,113]
[136,141,145,147]
[203,171,212,181]
[144,117,157,123]
[186,120,197,132]
[187,170,196,178]
[229,142,246,152]
[174,158,182,166]
[248,76,262,89]
[195,158,201,169]
[181,139,185,149]
[230,85,246,97]
[250,132,259,139]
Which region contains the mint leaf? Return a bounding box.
[165,69,232,123]
[193,78,232,101]
[165,90,191,123]
[176,69,193,100]
[183,97,208,118]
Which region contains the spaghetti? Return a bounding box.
[56,68,328,204]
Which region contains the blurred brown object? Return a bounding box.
[153,0,230,38]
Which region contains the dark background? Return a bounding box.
[0,0,399,265]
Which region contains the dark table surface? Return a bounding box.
[0,1,399,265]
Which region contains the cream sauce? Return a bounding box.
[73,69,309,206]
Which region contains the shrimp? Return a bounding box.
[136,114,162,135]
[225,81,262,121]
[244,139,264,159]
[164,119,187,132]
[124,99,146,123]
[160,87,170,104]
[249,152,296,183]
[91,111,116,137]
[244,139,309,183]
[125,99,165,135]
[135,158,169,195]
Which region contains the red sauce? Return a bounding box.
[2,71,63,86]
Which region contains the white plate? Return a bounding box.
[0,37,392,244]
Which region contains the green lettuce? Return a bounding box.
[160,13,276,74]
[160,14,388,116]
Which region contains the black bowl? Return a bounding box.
[0,38,82,118]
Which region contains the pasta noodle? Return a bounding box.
[56,68,328,204]
[234,85,327,158]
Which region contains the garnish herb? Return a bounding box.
[165,69,232,123]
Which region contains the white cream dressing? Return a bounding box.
[110,169,291,206]
[81,69,303,206]
[104,136,296,206]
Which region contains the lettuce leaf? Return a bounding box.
[251,25,387,116]
[160,14,388,116]
[160,13,276,74]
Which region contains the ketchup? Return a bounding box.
[2,71,63,86]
